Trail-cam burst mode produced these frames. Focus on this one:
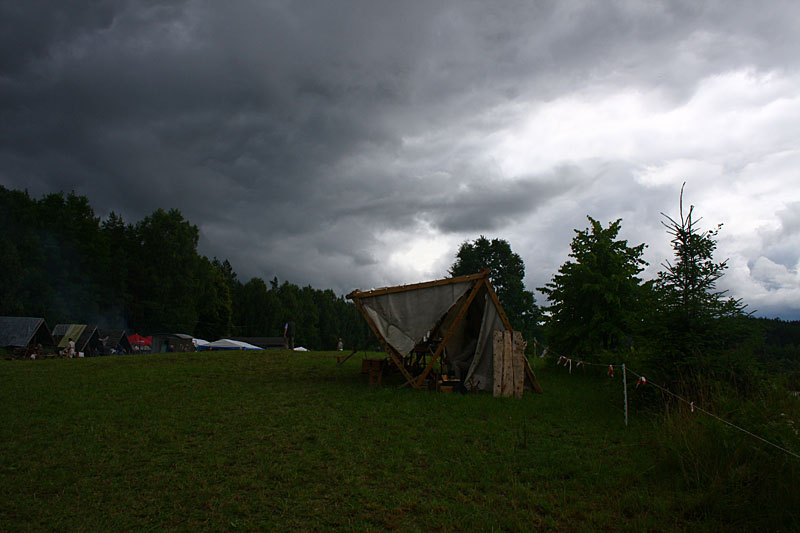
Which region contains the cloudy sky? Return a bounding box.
[2,1,799,319]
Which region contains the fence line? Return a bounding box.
[546,351,800,460]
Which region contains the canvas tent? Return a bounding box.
[201,339,261,351]
[0,317,55,357]
[52,324,103,356]
[99,329,132,355]
[150,333,194,353]
[347,270,540,393]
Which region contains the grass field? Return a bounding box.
[1,350,796,531]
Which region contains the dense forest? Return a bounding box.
[0,186,371,350]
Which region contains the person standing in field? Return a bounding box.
[67,338,75,358]
[284,319,296,350]
[337,338,343,351]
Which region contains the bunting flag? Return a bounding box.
[636,376,646,388]
[568,359,573,374]
[576,361,584,368]
[557,355,566,366]
[607,365,614,377]
[540,347,548,358]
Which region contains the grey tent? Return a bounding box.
[347,270,541,393]
[0,317,55,356]
[99,330,132,355]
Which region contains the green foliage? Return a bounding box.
[651,384,800,530]
[194,257,233,340]
[0,185,370,350]
[540,217,648,359]
[449,236,540,343]
[647,185,750,382]
[127,208,201,333]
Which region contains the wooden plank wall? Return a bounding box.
[492,331,504,397]
[492,329,526,398]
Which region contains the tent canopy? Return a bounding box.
[348,270,517,391]
[0,317,54,348]
[128,334,152,346]
[52,324,101,353]
[99,330,132,354]
[202,338,261,350]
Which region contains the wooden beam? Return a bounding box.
[492,330,503,397]
[502,330,513,397]
[409,277,486,389]
[347,270,489,300]
[523,357,544,394]
[484,280,513,331]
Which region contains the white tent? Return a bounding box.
[193,338,209,348]
[204,338,261,350]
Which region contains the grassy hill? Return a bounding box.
[1,351,797,530]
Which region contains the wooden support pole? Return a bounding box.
[523,357,544,394]
[623,363,628,427]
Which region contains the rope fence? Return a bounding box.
[540,348,800,460]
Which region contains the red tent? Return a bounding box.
[128,334,152,346]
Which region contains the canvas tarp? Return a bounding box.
[350,272,514,392]
[0,317,53,348]
[203,338,261,350]
[99,330,132,354]
[360,280,473,356]
[53,324,87,348]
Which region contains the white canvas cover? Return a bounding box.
[359,280,473,356]
[354,276,513,392]
[465,294,506,391]
[207,338,261,350]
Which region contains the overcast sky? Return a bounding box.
[2,1,799,319]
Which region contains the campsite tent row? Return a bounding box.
[52,325,135,356]
[0,317,146,357]
[2,317,298,357]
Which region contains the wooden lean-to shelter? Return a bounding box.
[347,270,541,396]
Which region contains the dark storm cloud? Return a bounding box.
[2,1,800,304]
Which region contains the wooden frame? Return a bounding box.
[348,269,535,390]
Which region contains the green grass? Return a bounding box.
[0,351,796,530]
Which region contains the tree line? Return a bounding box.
[0,186,371,350]
[2,184,798,384]
[449,185,799,390]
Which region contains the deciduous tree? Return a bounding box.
[450,236,540,344]
[540,217,648,358]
